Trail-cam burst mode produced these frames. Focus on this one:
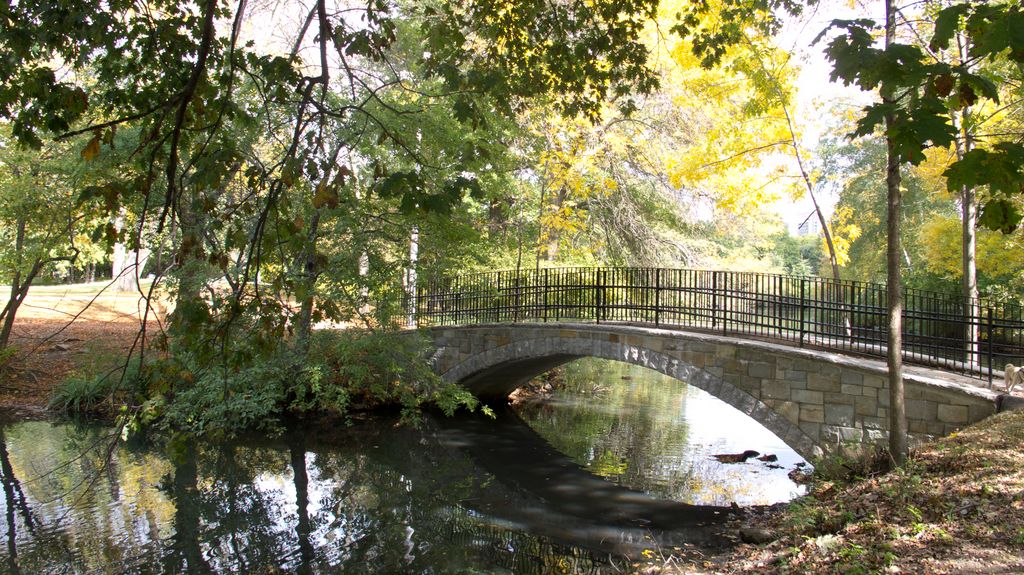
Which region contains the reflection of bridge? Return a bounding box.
[408,268,1024,458]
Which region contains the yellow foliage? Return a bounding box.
[659,1,798,217]
[830,206,863,267]
[920,215,1024,279]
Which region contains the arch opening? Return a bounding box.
[438,333,822,460]
[512,357,810,506]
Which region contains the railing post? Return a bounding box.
[595,269,604,324]
[720,271,728,335]
[513,270,521,323]
[987,307,994,389]
[712,271,719,330]
[542,268,549,323]
[654,268,662,327]
[799,278,807,347]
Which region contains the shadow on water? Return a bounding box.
[0,415,656,574]
[433,405,738,554]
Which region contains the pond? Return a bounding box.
[0,358,807,574]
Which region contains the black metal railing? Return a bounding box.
[407,267,1024,385]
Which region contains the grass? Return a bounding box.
[49,354,147,414]
[0,280,163,322]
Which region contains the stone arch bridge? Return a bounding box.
[425,323,1001,460]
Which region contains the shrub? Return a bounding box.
[50,355,147,414]
[138,328,486,437]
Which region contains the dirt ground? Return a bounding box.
[0,282,165,414]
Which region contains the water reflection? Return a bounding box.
[515,358,808,506]
[0,417,657,574]
[0,360,805,573]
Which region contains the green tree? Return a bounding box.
[0,131,107,350]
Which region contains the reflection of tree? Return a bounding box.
[0,418,626,573]
[164,443,213,574]
[0,428,34,574]
[287,431,314,574]
[516,358,697,500]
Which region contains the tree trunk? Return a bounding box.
[953,109,979,367]
[294,209,322,353]
[884,0,908,465]
[406,226,419,327]
[542,187,567,261]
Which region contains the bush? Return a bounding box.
[297,329,485,424]
[137,328,486,438]
[50,355,147,414]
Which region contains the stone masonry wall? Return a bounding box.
[425,323,998,460]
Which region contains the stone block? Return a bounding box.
[969,403,995,422]
[909,420,928,433]
[775,400,800,424]
[748,362,773,379]
[785,370,808,383]
[792,389,824,405]
[864,429,887,444]
[807,373,841,393]
[860,387,877,399]
[824,392,855,406]
[906,399,936,422]
[855,396,877,416]
[722,358,744,375]
[799,421,821,442]
[840,371,864,385]
[735,392,757,415]
[822,425,861,444]
[937,404,969,424]
[801,404,825,423]
[841,383,862,396]
[761,380,791,400]
[786,427,813,453]
[863,374,885,388]
[736,375,760,392]
[714,344,736,358]
[825,404,855,426]
[860,416,885,430]
[681,352,705,368]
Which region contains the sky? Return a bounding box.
[771,0,876,233]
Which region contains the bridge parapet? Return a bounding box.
[410,267,1024,384]
[425,323,999,460]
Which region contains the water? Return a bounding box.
[0,358,807,574]
[515,358,808,506]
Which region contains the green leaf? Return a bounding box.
[978,200,1022,234]
[930,4,970,52]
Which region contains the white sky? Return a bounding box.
[770,0,877,233]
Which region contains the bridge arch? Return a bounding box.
[427,323,1000,461]
[442,333,819,459]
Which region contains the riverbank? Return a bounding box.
[636,409,1024,574]
[0,282,160,415]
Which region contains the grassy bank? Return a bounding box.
[637,410,1024,574]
